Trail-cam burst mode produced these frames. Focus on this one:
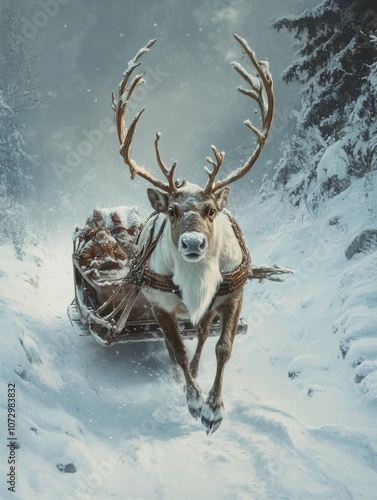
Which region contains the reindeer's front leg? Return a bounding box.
[153,306,205,419]
[201,292,243,435]
[190,310,217,379]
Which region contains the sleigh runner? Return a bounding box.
[68,267,248,346]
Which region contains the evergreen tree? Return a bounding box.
[0,1,42,253]
[272,0,377,206]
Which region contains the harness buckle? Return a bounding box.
[142,275,153,288]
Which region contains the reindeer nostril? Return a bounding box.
[179,232,207,259]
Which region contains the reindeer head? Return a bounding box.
[147,181,229,262]
[111,36,274,263]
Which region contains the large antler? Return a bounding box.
[111,39,178,193]
[203,34,275,195]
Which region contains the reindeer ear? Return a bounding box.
[214,187,229,211]
[147,188,169,212]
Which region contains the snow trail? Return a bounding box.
[1,179,377,500]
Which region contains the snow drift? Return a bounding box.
[1,164,377,498]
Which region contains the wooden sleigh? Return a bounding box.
[67,250,249,346]
[67,206,249,346]
[67,208,292,347]
[68,257,247,346]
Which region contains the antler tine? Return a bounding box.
[154,132,178,192]
[119,110,172,192]
[206,34,274,194]
[114,73,144,145]
[113,40,157,143]
[119,38,157,97]
[233,34,274,132]
[203,146,225,195]
[112,39,177,193]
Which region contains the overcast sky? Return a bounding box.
[16,0,319,229]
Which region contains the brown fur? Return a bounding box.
[154,287,243,432]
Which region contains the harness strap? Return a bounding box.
[130,212,251,300]
[216,214,251,295]
[123,213,167,289]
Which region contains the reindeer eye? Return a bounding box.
[168,207,175,219]
[208,207,216,219]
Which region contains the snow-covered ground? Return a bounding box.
[1,173,377,499]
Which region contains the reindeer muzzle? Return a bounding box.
[179,232,207,262]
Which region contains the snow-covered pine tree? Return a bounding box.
[271,2,377,399]
[0,1,42,255]
[272,0,377,208]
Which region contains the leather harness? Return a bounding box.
[127,212,251,303]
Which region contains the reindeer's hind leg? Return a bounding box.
[201,291,243,434]
[153,306,205,419]
[190,309,217,379]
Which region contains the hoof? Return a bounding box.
[186,386,205,420]
[188,404,202,420]
[201,401,224,435]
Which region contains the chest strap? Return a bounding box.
[132,213,251,299]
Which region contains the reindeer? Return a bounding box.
[111,35,274,434]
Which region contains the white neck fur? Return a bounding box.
[149,212,242,325]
